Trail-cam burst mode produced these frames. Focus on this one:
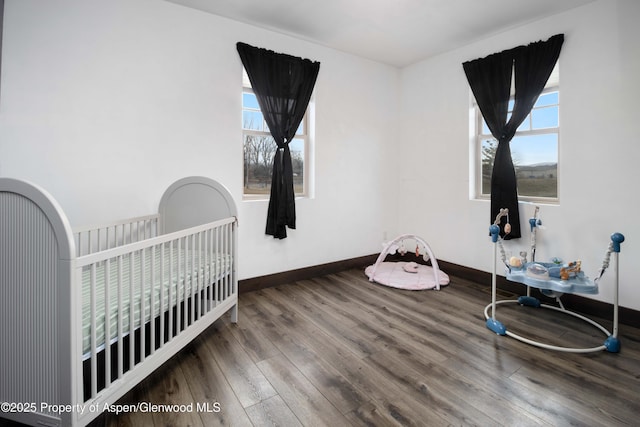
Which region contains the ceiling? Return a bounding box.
[163,0,595,67]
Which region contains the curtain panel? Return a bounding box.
[237,42,320,239]
[463,34,564,239]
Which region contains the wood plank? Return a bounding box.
[100,375,153,427]
[344,400,413,427]
[145,357,204,427]
[226,309,281,364]
[178,332,254,426]
[510,356,640,425]
[244,395,303,427]
[301,277,450,363]
[256,355,350,426]
[239,293,369,414]
[371,345,544,426]
[201,321,278,408]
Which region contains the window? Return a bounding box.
[475,68,559,201]
[242,70,309,198]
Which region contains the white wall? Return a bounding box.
[0,0,400,279]
[2,0,638,311]
[399,0,640,310]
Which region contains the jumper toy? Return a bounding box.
[484,207,624,353]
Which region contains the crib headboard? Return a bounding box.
[158,176,237,234]
[0,178,76,423]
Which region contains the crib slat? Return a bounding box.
[215,227,220,304]
[201,231,205,315]
[169,243,174,340]
[104,258,111,389]
[184,236,189,329]
[227,223,231,297]
[90,264,98,398]
[218,227,222,301]
[117,255,123,380]
[198,232,202,317]
[150,245,156,356]
[221,225,225,300]
[77,232,83,257]
[129,251,135,372]
[227,223,232,298]
[222,224,227,301]
[195,233,199,320]
[202,230,208,313]
[210,228,215,305]
[159,243,165,348]
[226,223,230,299]
[177,240,182,334]
[140,248,146,363]
[191,234,196,325]
[227,223,231,299]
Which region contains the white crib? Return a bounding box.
[0,176,239,427]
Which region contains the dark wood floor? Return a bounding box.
[92,269,640,426]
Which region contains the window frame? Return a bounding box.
[241,85,310,200]
[473,85,560,204]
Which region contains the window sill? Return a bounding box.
[473,195,559,206]
[242,194,309,202]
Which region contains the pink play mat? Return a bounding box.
[365,234,449,291]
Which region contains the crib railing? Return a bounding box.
[73,214,160,257]
[75,216,236,407]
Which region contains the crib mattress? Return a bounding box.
[81,249,232,357]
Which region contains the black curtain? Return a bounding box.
[237,42,320,239]
[463,34,564,238]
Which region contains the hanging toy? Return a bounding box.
[398,241,407,256]
[503,210,511,235]
[492,208,510,268]
[415,244,420,257]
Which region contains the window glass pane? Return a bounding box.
[296,121,304,135]
[243,135,305,196]
[289,138,305,194]
[534,91,558,107]
[243,134,275,195]
[511,134,558,165]
[511,134,558,198]
[481,138,497,195]
[531,105,559,129]
[514,114,529,132]
[482,118,490,135]
[481,135,558,198]
[243,92,260,109]
[243,111,264,130]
